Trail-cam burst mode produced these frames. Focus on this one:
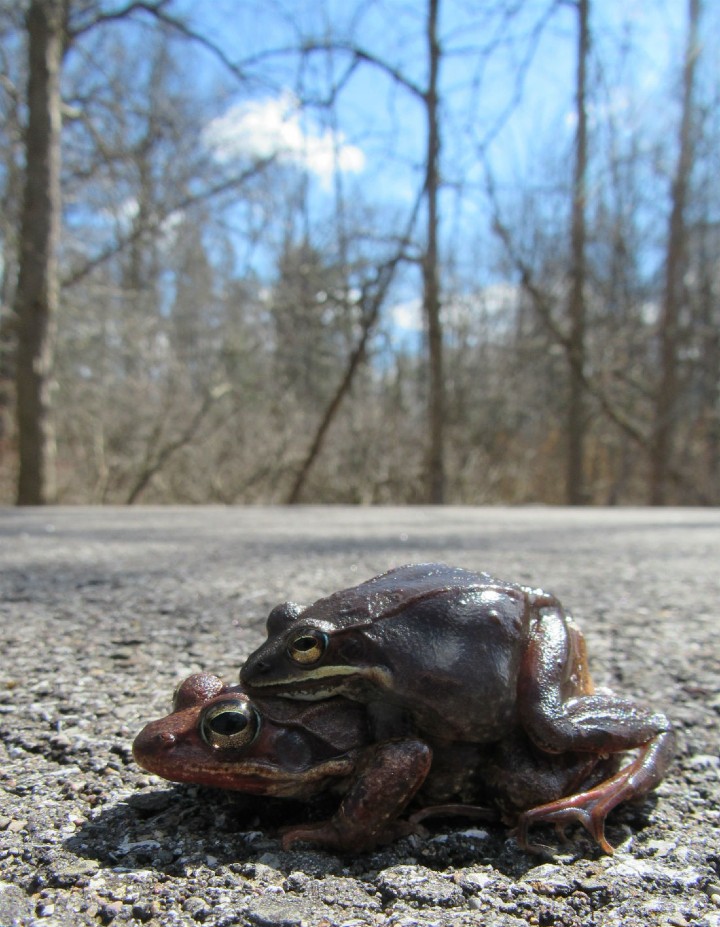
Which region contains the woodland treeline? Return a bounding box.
[0,0,718,505]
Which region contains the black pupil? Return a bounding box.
[210,711,249,736]
[295,636,318,652]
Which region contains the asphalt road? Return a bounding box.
[1,506,719,927]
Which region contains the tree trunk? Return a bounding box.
[697,236,720,504]
[566,0,589,504]
[649,0,700,505]
[14,0,65,504]
[423,0,445,504]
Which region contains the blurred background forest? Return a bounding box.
[1,0,718,506]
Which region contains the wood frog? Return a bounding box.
[239,563,675,853]
[133,673,431,850]
[133,672,630,853]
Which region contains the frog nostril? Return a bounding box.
[159,732,176,747]
[245,658,270,676]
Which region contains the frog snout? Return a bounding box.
[240,655,271,681]
[132,724,176,770]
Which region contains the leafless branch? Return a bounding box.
[62,157,275,289]
[297,40,426,101]
[70,1,251,84]
[485,168,649,449]
[125,383,230,504]
[286,188,424,503]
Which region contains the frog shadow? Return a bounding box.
[65,785,336,874]
[65,782,659,878]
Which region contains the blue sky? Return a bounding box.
[110,0,716,339]
[176,0,693,183]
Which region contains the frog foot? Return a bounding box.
[516,794,616,855]
[516,730,675,855]
[280,820,349,852]
[279,818,416,854]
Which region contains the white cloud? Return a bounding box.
[204,91,365,183]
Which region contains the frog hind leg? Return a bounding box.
[516,605,675,853]
[280,739,432,853]
[515,731,674,853]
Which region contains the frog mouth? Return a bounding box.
[245,664,392,700]
[220,758,356,796]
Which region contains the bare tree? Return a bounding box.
[423,0,445,503]
[11,0,258,504]
[649,0,701,504]
[14,0,65,504]
[286,199,421,503]
[566,0,590,504]
[294,0,448,501]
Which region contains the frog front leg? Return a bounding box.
[516,604,675,853]
[281,739,432,852]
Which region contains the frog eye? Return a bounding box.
[287,628,328,665]
[200,700,260,750]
